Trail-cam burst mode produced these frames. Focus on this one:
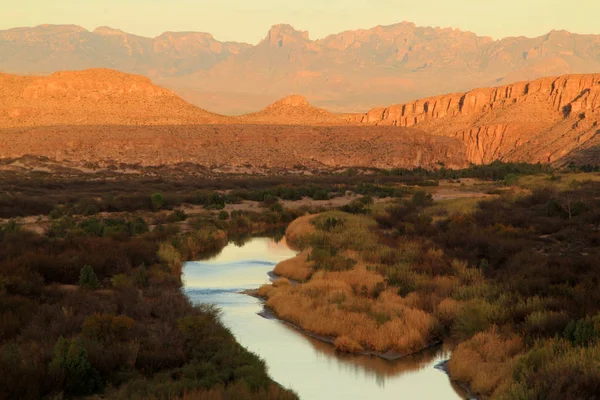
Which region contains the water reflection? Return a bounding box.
[183,237,466,400]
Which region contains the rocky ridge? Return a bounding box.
[352,74,600,164]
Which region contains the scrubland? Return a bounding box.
[1,163,595,399]
[260,170,600,399]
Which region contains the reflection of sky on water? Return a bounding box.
[183,237,466,400]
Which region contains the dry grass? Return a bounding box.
[265,273,437,354]
[273,250,314,282]
[264,211,442,356]
[426,197,485,218]
[435,298,464,326]
[272,278,291,288]
[284,214,317,249]
[517,172,600,191]
[448,329,523,397]
[334,335,364,353]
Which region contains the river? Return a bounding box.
[183,237,467,400]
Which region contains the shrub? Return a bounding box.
[563,315,600,347]
[49,337,102,396]
[411,191,434,207]
[79,265,100,290]
[448,330,523,397]
[452,300,491,339]
[151,193,165,211]
[524,310,570,338]
[168,209,188,223]
[133,265,149,288]
[158,243,182,275]
[82,313,135,342]
[111,273,134,290]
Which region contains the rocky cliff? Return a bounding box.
[352,74,600,165]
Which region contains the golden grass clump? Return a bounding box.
[273,250,314,282]
[272,278,291,288]
[312,265,384,297]
[258,284,274,298]
[448,329,523,397]
[285,214,317,249]
[266,277,438,354]
[334,335,364,353]
[435,298,464,326]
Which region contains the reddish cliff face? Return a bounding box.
[352,74,600,165]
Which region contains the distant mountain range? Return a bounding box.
[1,22,599,114]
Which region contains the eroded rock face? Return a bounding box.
[352,74,600,165]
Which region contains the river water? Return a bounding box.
[183,237,467,400]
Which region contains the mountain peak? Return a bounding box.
[93,26,127,36]
[271,94,310,107]
[33,24,88,33]
[263,24,310,47]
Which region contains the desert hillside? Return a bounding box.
[1,68,598,169]
[352,74,600,165]
[0,69,466,170]
[2,23,600,114]
[238,95,349,125]
[0,68,224,127]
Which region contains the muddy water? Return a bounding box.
[183,237,467,400]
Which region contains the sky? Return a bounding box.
[2,0,599,43]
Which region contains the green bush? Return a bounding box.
[563,316,600,347]
[452,300,491,339]
[49,337,102,396]
[79,265,100,290]
[151,193,165,211]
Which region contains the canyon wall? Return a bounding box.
[352,74,600,165]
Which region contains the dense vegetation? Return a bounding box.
[261,172,600,399]
[0,163,587,399]
[0,181,307,399]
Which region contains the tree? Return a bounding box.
[151,192,165,211]
[79,265,100,290]
[49,337,102,396]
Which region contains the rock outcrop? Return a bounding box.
[352,74,600,165]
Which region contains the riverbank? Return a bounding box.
[184,236,468,400]
[256,211,444,358]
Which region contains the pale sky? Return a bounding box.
[2,0,598,43]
